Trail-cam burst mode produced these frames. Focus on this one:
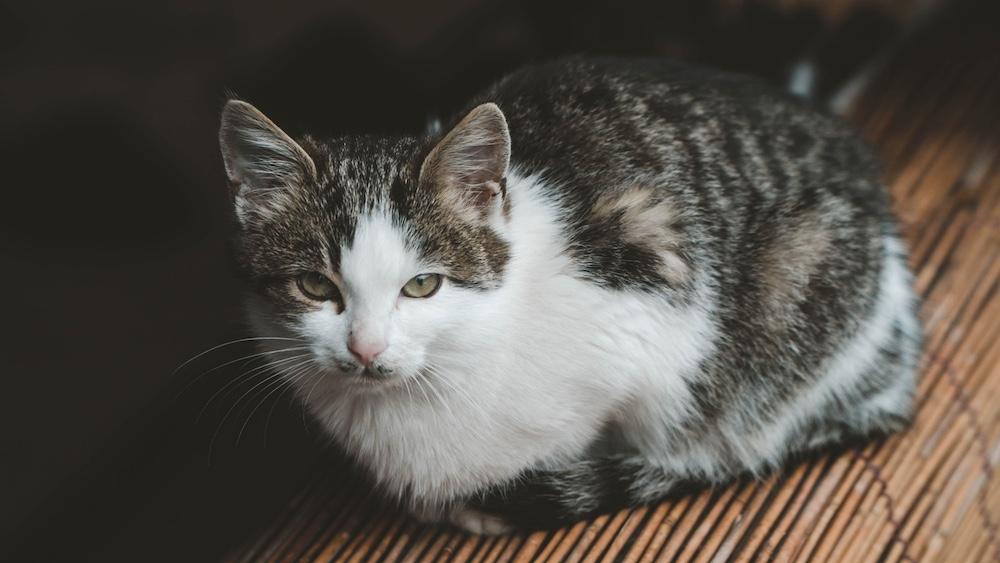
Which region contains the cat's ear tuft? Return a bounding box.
[218,100,316,218]
[420,103,511,218]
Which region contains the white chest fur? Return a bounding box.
[299,173,716,507]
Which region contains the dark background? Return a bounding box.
[0,0,944,560]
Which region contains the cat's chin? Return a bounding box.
[325,368,414,394]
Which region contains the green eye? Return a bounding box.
[401,273,443,298]
[297,271,341,302]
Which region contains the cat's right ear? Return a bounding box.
[218,100,316,221]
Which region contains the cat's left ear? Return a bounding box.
[419,103,511,219]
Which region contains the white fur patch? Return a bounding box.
[266,171,715,510]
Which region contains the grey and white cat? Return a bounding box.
[218,57,921,534]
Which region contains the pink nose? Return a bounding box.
[348,338,386,367]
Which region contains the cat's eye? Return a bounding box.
[297,271,341,302]
[401,273,442,299]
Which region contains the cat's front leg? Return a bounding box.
[447,506,516,535]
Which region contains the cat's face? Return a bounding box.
[219,101,512,388]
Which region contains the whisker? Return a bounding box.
[173,336,304,377]
[426,365,481,415]
[223,356,314,422]
[208,356,316,461]
[301,367,329,407]
[266,365,323,445]
[300,369,328,430]
[175,346,311,400]
[197,353,309,420]
[422,363,492,441]
[414,368,456,421]
[400,374,416,404]
[241,361,319,445]
[236,359,317,445]
[197,353,312,423]
[411,374,435,408]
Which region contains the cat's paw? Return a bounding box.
[449,507,514,535]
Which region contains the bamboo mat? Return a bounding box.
[226,11,999,563]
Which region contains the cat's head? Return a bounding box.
[219,100,512,388]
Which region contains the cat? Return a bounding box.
[218,57,921,534]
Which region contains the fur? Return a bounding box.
[218,57,921,533]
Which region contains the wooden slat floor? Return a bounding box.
[227,6,999,562]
